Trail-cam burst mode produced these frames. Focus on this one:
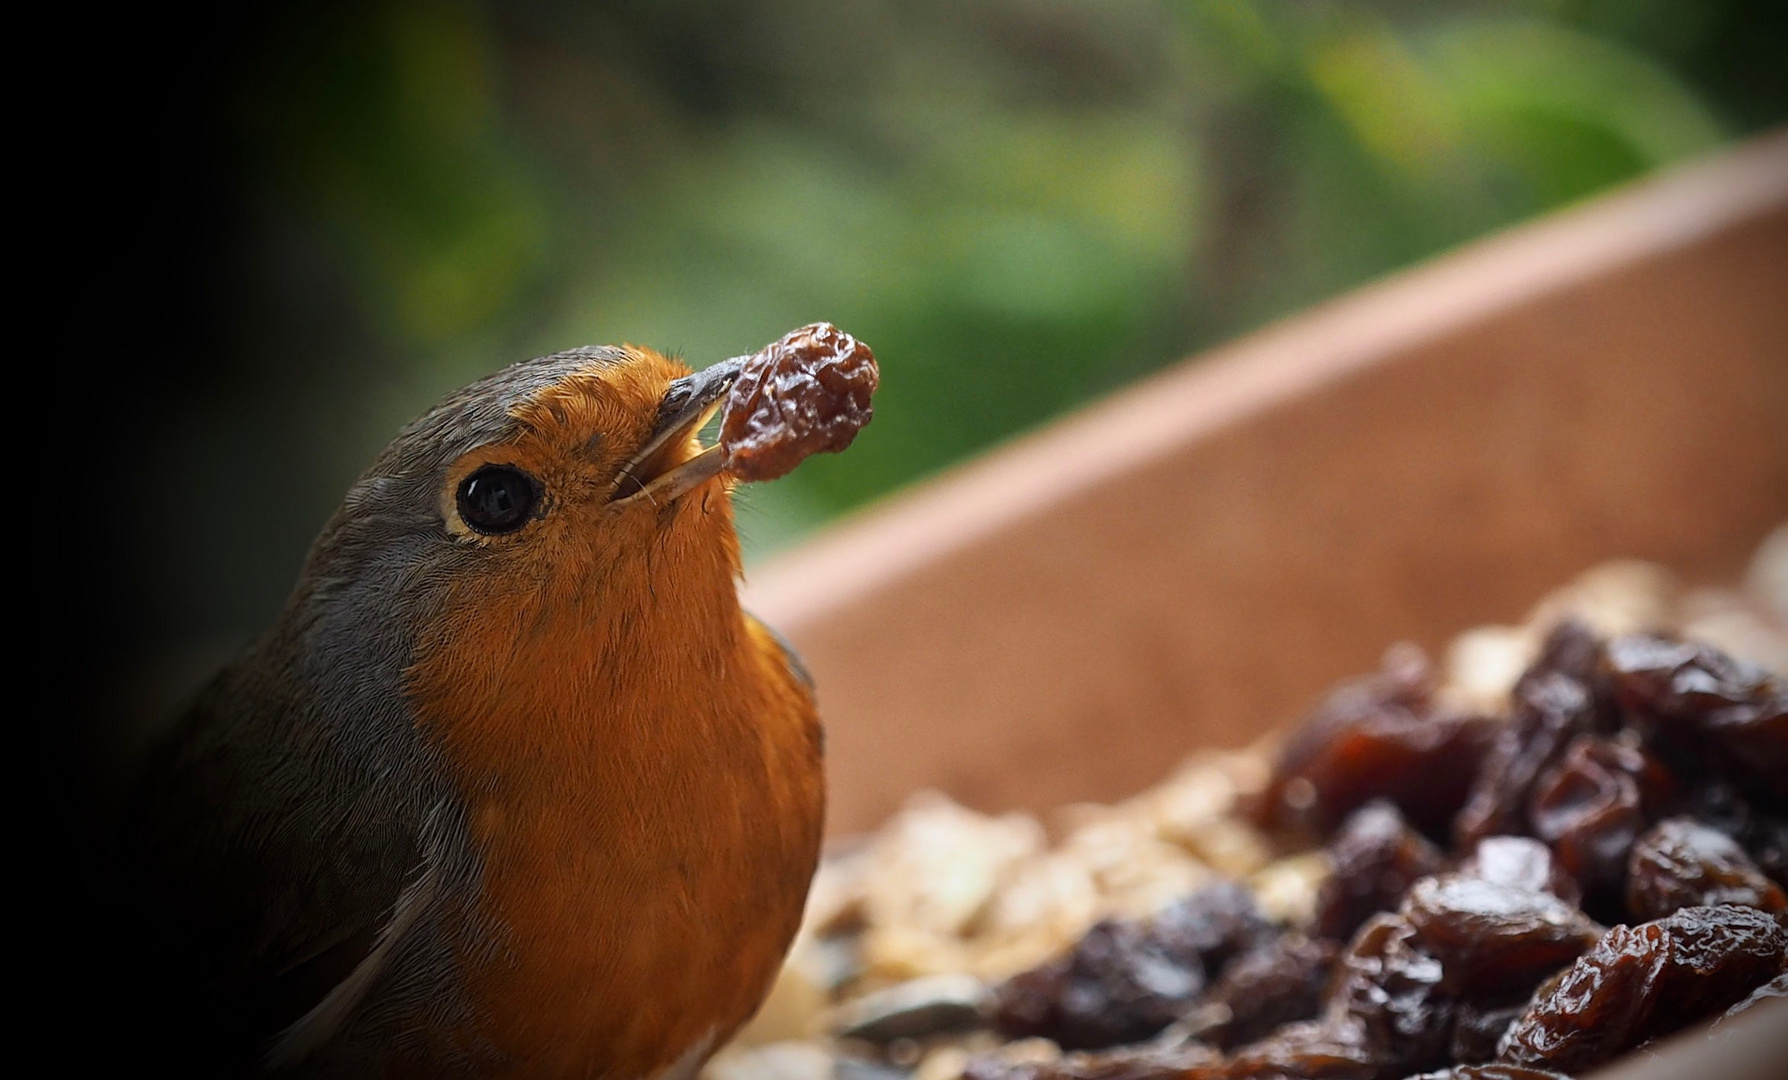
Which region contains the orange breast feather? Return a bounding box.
[409,504,823,1077]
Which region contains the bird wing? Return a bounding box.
[266,854,442,1069]
[128,662,454,1068]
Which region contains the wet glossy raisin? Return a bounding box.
[1329,913,1453,1075]
[1626,817,1786,921]
[1455,623,1612,849]
[1400,875,1602,997]
[1458,837,1580,906]
[1498,905,1788,1074]
[1221,1018,1380,1080]
[1677,781,1788,886]
[1258,646,1497,839]
[1604,634,1788,809]
[720,322,879,481]
[1527,735,1674,917]
[1313,802,1448,942]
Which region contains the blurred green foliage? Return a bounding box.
[168,0,1782,633]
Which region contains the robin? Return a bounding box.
[128,343,835,1076]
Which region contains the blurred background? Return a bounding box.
[61,0,1786,786]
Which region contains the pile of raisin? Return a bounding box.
[968,626,1787,1080]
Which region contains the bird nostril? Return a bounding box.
[653,360,744,438]
[653,386,693,433]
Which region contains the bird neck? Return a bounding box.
[404,507,824,1075]
[408,507,750,778]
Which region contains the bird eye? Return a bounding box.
[456,465,540,535]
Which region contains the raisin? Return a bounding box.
[1626,817,1786,921]
[1150,882,1278,972]
[1498,905,1788,1074]
[989,884,1270,1049]
[1527,620,1607,687]
[1329,913,1453,1075]
[1663,910,1788,1017]
[1313,802,1448,942]
[989,917,1203,1049]
[719,322,879,481]
[1186,933,1338,1050]
[1404,1066,1573,1080]
[1458,837,1580,906]
[1400,875,1602,997]
[1527,736,1674,917]
[1455,624,1611,849]
[1257,646,1496,839]
[1221,1018,1380,1080]
[1604,634,1788,809]
[1678,782,1788,886]
[962,1043,1224,1080]
[1449,997,1531,1066]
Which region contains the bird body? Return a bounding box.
[129,346,825,1077]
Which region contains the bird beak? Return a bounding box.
[609,359,744,505]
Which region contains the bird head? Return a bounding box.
[264,345,751,761]
[306,344,738,591]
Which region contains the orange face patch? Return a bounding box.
[437,347,693,546]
